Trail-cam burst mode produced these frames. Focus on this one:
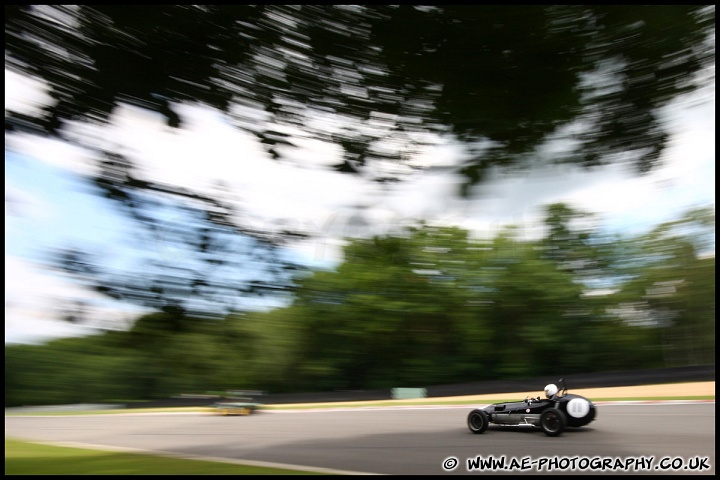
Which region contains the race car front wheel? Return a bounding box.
[540,408,567,437]
[467,409,489,434]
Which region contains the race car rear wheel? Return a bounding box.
[467,409,489,434]
[540,408,567,437]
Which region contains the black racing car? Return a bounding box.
[467,378,596,437]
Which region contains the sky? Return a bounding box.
[4,66,715,346]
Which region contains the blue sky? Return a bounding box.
[6,152,131,260]
[4,68,715,345]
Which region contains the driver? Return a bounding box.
[544,383,558,400]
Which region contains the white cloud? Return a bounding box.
[4,69,53,116]
[4,256,145,345]
[4,67,715,344]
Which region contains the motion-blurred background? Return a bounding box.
[5,6,714,407]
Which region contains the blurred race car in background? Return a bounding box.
[214,390,264,416]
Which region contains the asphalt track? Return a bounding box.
[5,401,715,475]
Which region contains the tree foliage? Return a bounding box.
[5,5,714,323]
[609,207,716,366]
[5,5,715,188]
[8,205,713,405]
[4,4,715,403]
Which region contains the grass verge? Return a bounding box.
[4,437,327,475]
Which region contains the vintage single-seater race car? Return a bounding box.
[467,378,596,436]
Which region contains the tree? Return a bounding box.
[6,211,713,404]
[607,207,715,367]
[5,5,714,327]
[540,202,619,287]
[5,5,714,188]
[43,166,304,319]
[260,227,490,389]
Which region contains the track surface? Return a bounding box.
[5,402,715,475]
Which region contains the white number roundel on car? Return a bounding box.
[567,398,591,418]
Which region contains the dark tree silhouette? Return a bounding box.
[6,6,714,189]
[5,5,714,322]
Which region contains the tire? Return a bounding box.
[540,408,567,436]
[467,409,489,434]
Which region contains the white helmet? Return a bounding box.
[544,383,558,398]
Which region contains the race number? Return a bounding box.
[567,398,590,418]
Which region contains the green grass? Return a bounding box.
[4,438,328,475]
